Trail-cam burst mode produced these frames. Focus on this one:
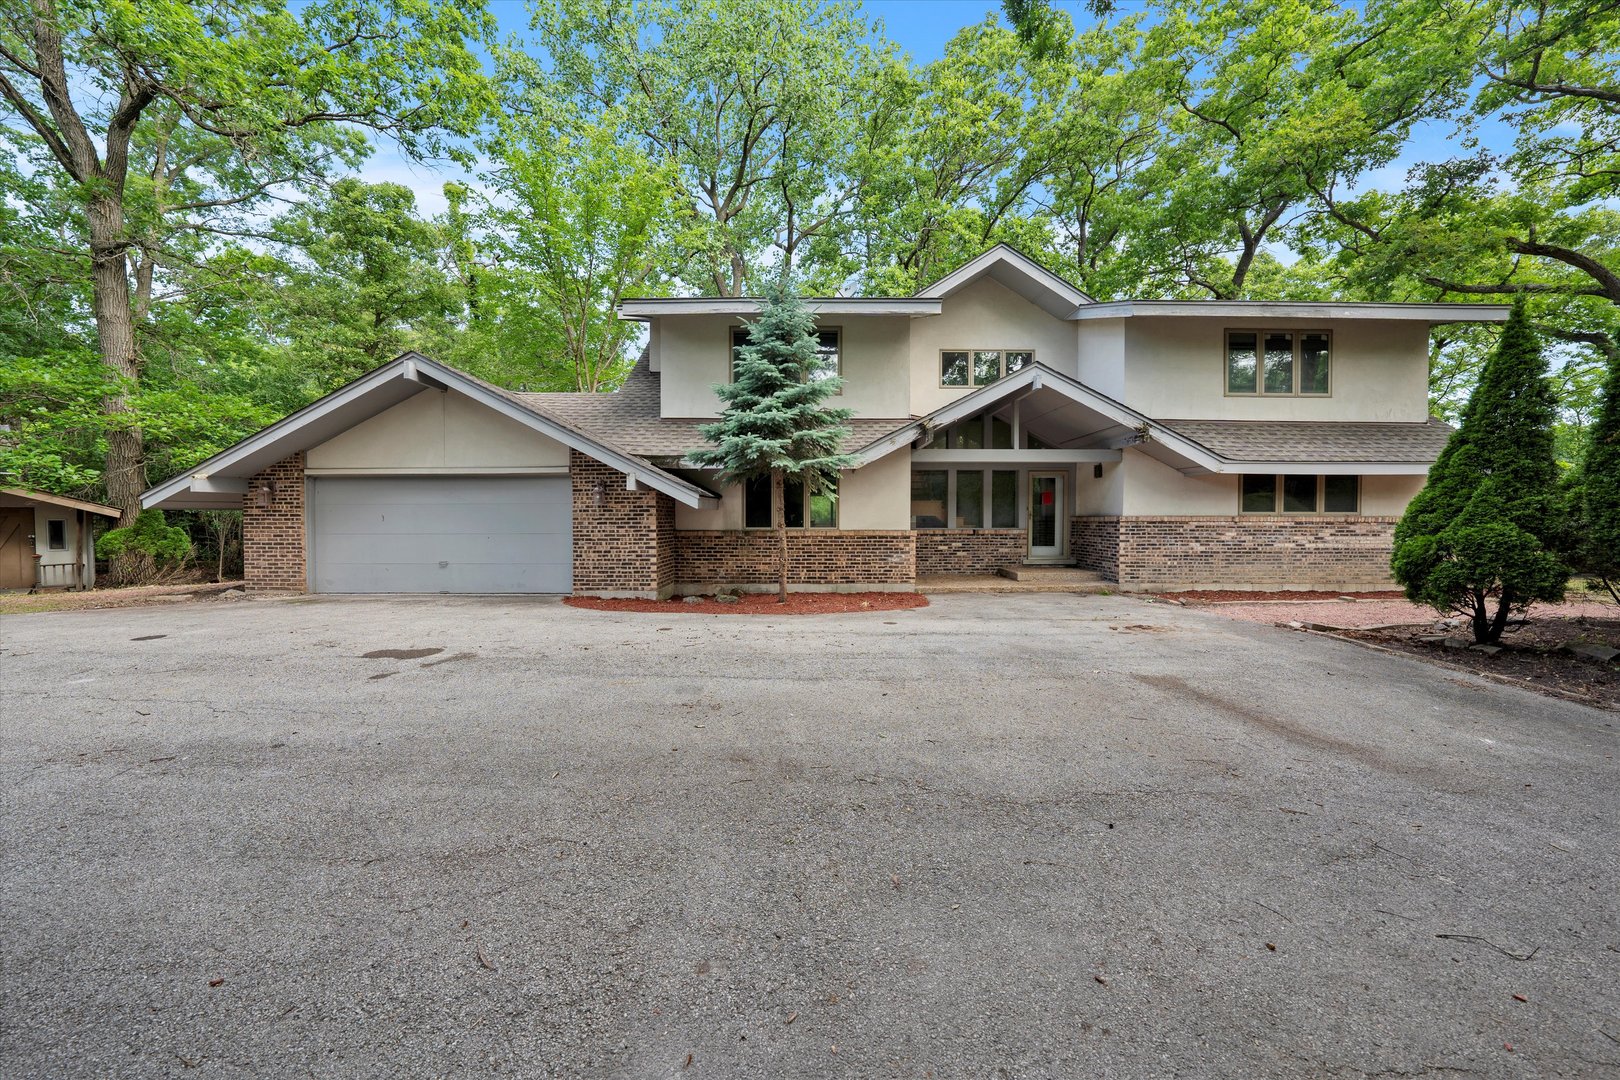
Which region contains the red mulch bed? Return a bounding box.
[1161,589,1406,604]
[564,592,930,615]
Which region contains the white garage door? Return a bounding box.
[310,476,572,593]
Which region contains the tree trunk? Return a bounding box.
[87,190,145,527]
[773,468,787,604]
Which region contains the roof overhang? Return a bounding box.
[141,354,718,510]
[1070,301,1512,323]
[0,487,121,517]
[915,244,1094,319]
[617,297,943,319]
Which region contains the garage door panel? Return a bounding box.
[311,477,572,593]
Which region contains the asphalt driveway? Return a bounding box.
[1,593,1616,1078]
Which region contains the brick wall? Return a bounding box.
[914,529,1027,575]
[571,451,676,597]
[674,530,915,590]
[242,453,306,592]
[1069,517,1120,580]
[1095,515,1400,591]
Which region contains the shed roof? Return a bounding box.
[0,487,120,517]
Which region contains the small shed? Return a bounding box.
[0,488,121,590]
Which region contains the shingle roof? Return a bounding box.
[509,356,912,463]
[1154,418,1453,463]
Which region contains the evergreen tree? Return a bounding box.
[1577,350,1620,603]
[1392,300,1568,643]
[690,288,858,602]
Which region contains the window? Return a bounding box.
[46,519,66,550]
[1240,475,1360,514]
[744,474,838,528]
[940,349,1034,387]
[911,470,948,529]
[732,326,841,387]
[1226,330,1331,396]
[913,469,1022,529]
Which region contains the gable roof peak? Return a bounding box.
[914,244,1093,319]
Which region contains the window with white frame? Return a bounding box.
[1240,474,1359,514]
[911,469,1020,529]
[1226,330,1331,396]
[732,326,841,387]
[743,474,838,528]
[940,349,1034,388]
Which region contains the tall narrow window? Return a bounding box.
[911,471,948,529]
[46,519,66,550]
[955,471,984,529]
[1227,332,1259,394]
[1263,332,1295,394]
[1300,332,1331,395]
[991,471,1018,527]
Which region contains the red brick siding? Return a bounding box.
[570,451,675,597]
[674,530,915,589]
[242,453,306,592]
[914,529,1027,575]
[1107,515,1399,590]
[1070,516,1120,581]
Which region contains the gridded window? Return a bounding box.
[1227,330,1331,396]
[744,474,838,528]
[732,326,841,386]
[940,349,1034,387]
[1240,475,1360,514]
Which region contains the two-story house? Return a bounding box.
[143,246,1507,596]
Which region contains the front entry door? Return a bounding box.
[1028,473,1063,561]
[0,508,35,589]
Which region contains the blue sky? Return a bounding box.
[362,0,1502,217]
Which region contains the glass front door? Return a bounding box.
[1028,473,1063,560]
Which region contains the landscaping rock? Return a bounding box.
[1442,637,1471,650]
[1468,644,1503,656]
[714,594,740,604]
[1568,643,1620,664]
[682,595,703,604]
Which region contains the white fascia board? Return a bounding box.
[1070,301,1511,323]
[617,298,942,318]
[1221,460,1435,476]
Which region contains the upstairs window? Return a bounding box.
[731,326,841,387]
[1226,331,1331,396]
[1240,474,1359,514]
[744,474,838,529]
[940,349,1034,387]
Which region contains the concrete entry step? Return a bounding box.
[918,567,1110,594]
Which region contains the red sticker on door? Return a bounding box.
[1041,492,1053,505]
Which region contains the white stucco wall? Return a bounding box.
[909,277,1080,416]
[839,451,911,529]
[1121,451,1239,515]
[1122,318,1431,422]
[1073,460,1125,516]
[1076,318,1126,400]
[1359,474,1426,516]
[656,314,912,420]
[306,390,568,473]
